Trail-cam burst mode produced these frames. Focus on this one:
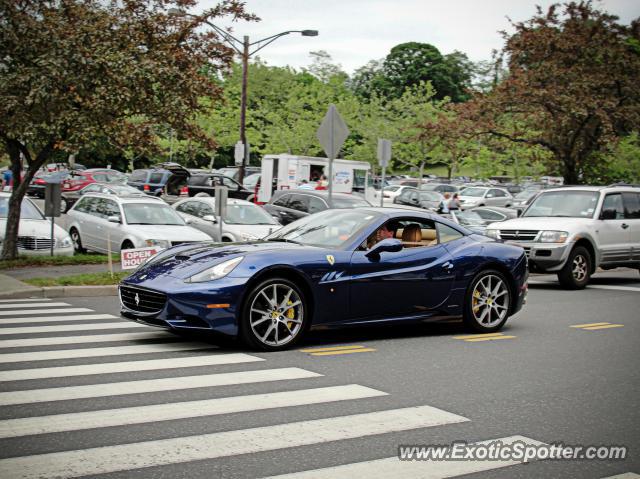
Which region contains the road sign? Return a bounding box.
[121,247,163,270]
[316,104,349,160]
[377,139,391,168]
[234,141,244,166]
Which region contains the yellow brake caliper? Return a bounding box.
[473,290,481,313]
[286,300,295,329]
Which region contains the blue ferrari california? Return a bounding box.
[119,208,528,351]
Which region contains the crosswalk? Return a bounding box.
[0,297,603,478]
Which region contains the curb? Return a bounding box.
[0,285,118,300]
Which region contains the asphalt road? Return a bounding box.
[0,270,638,478]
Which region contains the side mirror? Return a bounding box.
[600,208,616,220]
[366,238,403,259]
[107,215,121,224]
[202,214,217,223]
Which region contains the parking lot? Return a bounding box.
[0,269,637,478]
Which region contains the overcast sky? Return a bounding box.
[197,0,639,74]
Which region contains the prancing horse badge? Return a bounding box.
[326,255,335,265]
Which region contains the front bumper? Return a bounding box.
[504,241,573,272]
[14,245,74,257]
[119,276,248,337]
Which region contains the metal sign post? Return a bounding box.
[44,183,61,256]
[316,104,350,205]
[377,139,391,207]
[214,185,228,242]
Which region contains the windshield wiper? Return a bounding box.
[266,238,302,244]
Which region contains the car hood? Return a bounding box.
[0,219,69,240]
[125,224,211,241]
[486,216,594,230]
[124,240,305,282]
[459,195,483,202]
[224,223,281,239]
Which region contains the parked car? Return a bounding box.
[187,173,254,201]
[419,183,462,195]
[120,207,528,351]
[216,166,261,182]
[511,189,542,215]
[0,192,73,256]
[242,173,261,190]
[263,190,371,225]
[127,163,190,199]
[458,186,513,209]
[485,186,640,289]
[173,197,281,242]
[394,188,443,211]
[61,168,126,193]
[27,171,69,198]
[66,194,211,253]
[381,185,415,203]
[448,206,518,234]
[60,183,146,213]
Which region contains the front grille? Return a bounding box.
[119,285,166,314]
[499,230,539,241]
[17,236,54,250]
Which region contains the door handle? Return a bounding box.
[621,223,629,229]
[442,261,453,270]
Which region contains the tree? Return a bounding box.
[474,2,640,184]
[0,0,254,259]
[305,50,347,84]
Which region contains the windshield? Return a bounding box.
[461,187,486,197]
[523,190,599,218]
[123,203,185,225]
[384,185,401,192]
[265,209,381,248]
[224,204,278,225]
[0,197,44,220]
[515,189,539,200]
[452,210,486,226]
[419,191,441,201]
[331,196,371,208]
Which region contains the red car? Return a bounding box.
[61,169,126,192]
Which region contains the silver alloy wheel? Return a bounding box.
[471,274,510,327]
[572,254,588,282]
[70,230,81,250]
[60,197,68,213]
[249,283,303,347]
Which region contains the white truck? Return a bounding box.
[256,154,374,204]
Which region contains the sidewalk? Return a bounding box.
[0,273,118,299]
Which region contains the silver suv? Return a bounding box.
[485,186,640,289]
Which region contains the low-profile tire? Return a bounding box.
[557,246,591,290]
[463,269,512,333]
[240,277,308,351]
[69,228,86,253]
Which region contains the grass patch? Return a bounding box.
[0,253,119,270]
[24,271,130,287]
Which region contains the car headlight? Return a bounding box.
[59,236,73,248]
[539,231,569,243]
[485,229,499,239]
[186,256,244,283]
[145,239,171,248]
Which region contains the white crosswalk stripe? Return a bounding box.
[0,341,216,363]
[0,302,70,309]
[601,474,640,479]
[0,331,172,348]
[0,298,52,303]
[0,321,146,335]
[0,307,92,317]
[0,367,322,405]
[0,352,264,381]
[263,435,545,478]
[0,405,469,479]
[0,384,387,438]
[0,313,117,323]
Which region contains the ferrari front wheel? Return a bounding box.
[463,269,511,332]
[241,278,307,351]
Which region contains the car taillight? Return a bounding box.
[144,184,150,192]
[180,186,189,197]
[35,179,46,185]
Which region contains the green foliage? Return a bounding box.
[583,132,640,184]
[0,253,119,270]
[24,272,129,287]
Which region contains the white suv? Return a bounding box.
[485,186,640,289]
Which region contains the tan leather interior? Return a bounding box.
[396,227,438,246]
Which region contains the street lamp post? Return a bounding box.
[169,10,318,183]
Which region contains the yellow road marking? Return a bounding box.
[582,324,624,330]
[570,322,610,328]
[453,332,505,340]
[463,335,517,342]
[310,348,377,356]
[299,345,366,353]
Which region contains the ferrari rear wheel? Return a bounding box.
[464,269,511,332]
[241,278,307,351]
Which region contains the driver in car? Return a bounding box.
[365,222,397,249]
